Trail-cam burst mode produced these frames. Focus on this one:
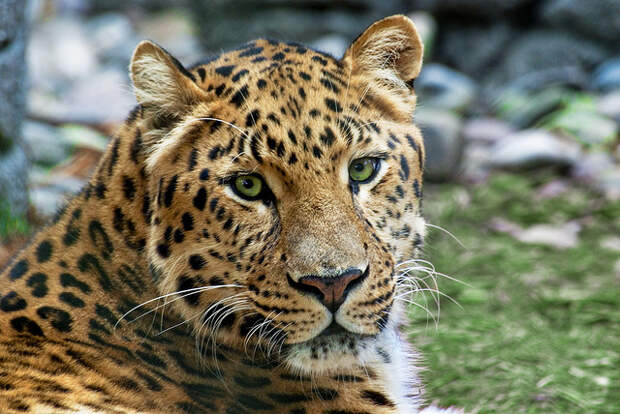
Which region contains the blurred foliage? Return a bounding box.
[409,173,620,413]
[0,198,30,239]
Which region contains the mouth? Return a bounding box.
[317,320,348,337]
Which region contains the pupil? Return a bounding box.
[242,179,253,189]
[355,163,365,172]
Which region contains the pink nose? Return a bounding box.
[290,268,366,312]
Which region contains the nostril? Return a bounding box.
[288,267,369,312]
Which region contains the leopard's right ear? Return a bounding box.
[130,41,207,117]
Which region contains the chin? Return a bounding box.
[283,330,380,375]
[282,302,407,376]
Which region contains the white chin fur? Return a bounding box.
[284,301,425,412]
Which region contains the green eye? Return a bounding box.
[349,157,379,183]
[233,175,264,199]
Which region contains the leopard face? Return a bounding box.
[133,16,425,375]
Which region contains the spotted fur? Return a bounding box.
[0,15,462,414]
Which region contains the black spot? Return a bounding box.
[400,154,410,180]
[10,316,44,336]
[298,87,306,100]
[312,146,323,159]
[208,145,221,160]
[239,46,263,57]
[1,291,27,312]
[214,84,225,96]
[413,179,422,198]
[182,212,194,231]
[8,259,28,280]
[188,148,198,171]
[60,273,91,294]
[312,55,328,66]
[266,136,277,150]
[59,292,85,308]
[232,69,250,82]
[77,253,112,291]
[230,85,249,107]
[320,78,340,93]
[199,168,210,180]
[237,394,275,410]
[36,240,53,263]
[257,79,267,89]
[135,370,163,392]
[157,244,170,258]
[272,52,285,61]
[193,187,207,211]
[27,273,48,297]
[325,98,343,113]
[319,126,336,147]
[164,175,178,207]
[177,276,200,306]
[299,72,311,81]
[136,350,167,369]
[361,390,395,407]
[130,129,143,163]
[197,67,206,82]
[88,220,114,260]
[234,375,271,388]
[107,138,120,175]
[37,306,73,333]
[250,133,263,163]
[122,176,136,200]
[189,254,206,270]
[215,65,235,77]
[245,109,260,127]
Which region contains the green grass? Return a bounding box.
[0,199,30,239]
[410,173,620,414]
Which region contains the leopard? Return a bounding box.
[0,15,463,414]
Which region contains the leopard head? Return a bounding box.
[130,15,425,375]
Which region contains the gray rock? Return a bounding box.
[571,151,616,182]
[548,109,617,146]
[595,169,620,200]
[493,30,609,87]
[0,0,28,215]
[462,117,514,145]
[436,22,513,77]
[27,17,98,92]
[414,108,463,182]
[542,0,620,43]
[64,68,135,123]
[311,35,348,59]
[22,121,72,166]
[88,12,137,65]
[597,90,620,123]
[495,87,568,129]
[0,144,29,215]
[410,0,528,18]
[190,0,402,51]
[416,64,477,112]
[489,129,581,170]
[592,58,620,92]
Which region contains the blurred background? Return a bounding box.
[0,0,619,412]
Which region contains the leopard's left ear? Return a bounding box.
[130,40,207,117]
[343,15,423,94]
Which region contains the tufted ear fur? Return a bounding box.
[130,40,207,117]
[344,15,423,96]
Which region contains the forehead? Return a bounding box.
[186,39,394,172]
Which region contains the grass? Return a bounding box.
[0,199,30,240]
[409,173,620,413]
